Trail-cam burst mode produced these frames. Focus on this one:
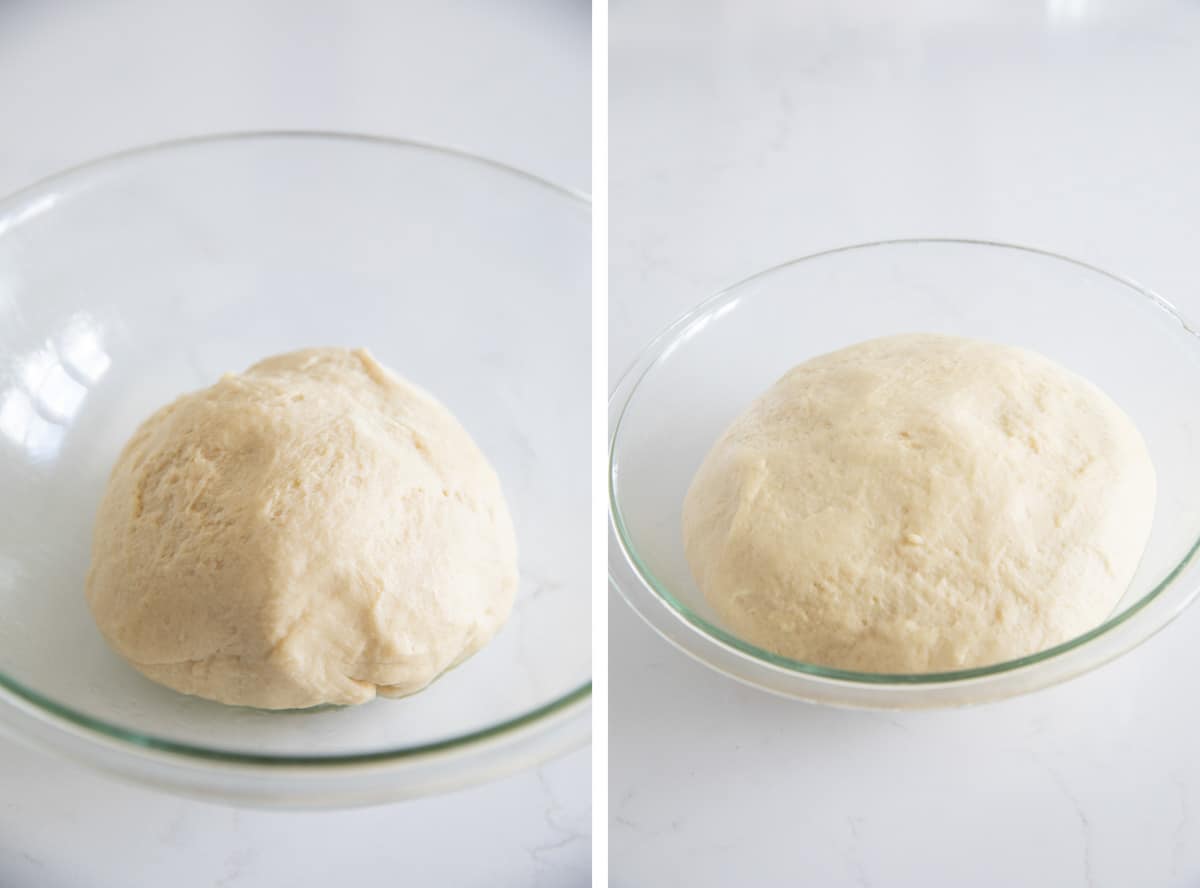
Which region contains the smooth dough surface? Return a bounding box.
[87,347,517,709]
[681,333,1156,673]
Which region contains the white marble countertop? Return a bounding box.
[0,3,590,886]
[610,1,1200,885]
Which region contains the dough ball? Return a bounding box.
[682,333,1155,673]
[86,347,517,709]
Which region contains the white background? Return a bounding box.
[611,1,1200,886]
[0,3,590,887]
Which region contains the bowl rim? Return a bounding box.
[0,129,591,771]
[609,237,1200,689]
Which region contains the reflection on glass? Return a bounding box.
[19,347,88,422]
[0,388,32,444]
[0,193,59,239]
[0,387,64,462]
[57,313,112,383]
[0,312,109,462]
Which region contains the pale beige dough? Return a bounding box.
[87,347,517,708]
[682,333,1156,673]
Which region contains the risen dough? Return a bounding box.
[682,333,1155,673]
[87,347,517,709]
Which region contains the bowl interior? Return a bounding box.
[0,135,590,757]
[611,240,1200,678]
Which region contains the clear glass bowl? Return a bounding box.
[0,132,590,806]
[610,239,1200,708]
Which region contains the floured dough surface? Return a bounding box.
[87,347,517,709]
[681,333,1156,673]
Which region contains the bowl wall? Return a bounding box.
[0,135,591,773]
[611,240,1200,705]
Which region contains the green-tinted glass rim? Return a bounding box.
[0,130,591,767]
[610,237,1200,686]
